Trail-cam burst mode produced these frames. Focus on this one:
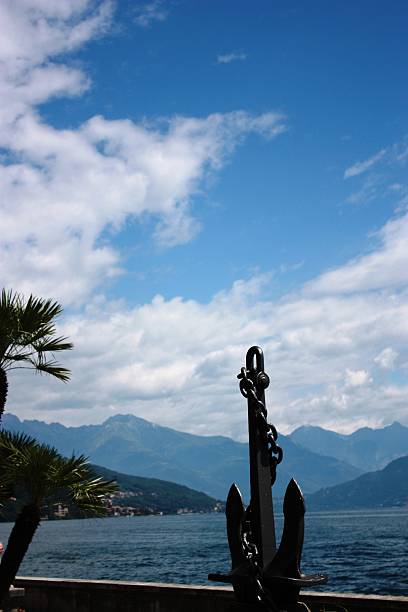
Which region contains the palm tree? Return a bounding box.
[0,431,117,602]
[0,289,73,420]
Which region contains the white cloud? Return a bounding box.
[343,138,408,208]
[0,2,111,129]
[0,110,286,304]
[345,175,380,205]
[0,1,112,63]
[344,369,372,388]
[133,1,168,27]
[374,347,398,370]
[217,52,247,64]
[305,213,408,295]
[344,149,386,179]
[0,3,286,305]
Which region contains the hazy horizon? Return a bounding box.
[3,411,406,440]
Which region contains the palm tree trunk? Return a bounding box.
[0,366,8,421]
[0,503,41,603]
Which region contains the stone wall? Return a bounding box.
[14,577,408,612]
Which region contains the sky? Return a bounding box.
[1,0,408,440]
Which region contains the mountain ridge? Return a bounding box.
[1,412,362,500]
[307,455,408,510]
[289,421,408,471]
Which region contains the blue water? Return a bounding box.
[0,509,407,596]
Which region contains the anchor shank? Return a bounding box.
[246,347,276,567]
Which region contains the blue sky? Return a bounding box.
[43,0,408,303]
[1,1,408,438]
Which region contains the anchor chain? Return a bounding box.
[238,366,283,486]
[237,365,284,610]
[241,508,279,612]
[242,517,311,612]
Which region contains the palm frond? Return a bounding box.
[0,430,38,453]
[0,431,41,497]
[2,354,33,363]
[0,289,18,318]
[33,336,73,354]
[68,476,117,515]
[50,453,91,487]
[0,431,117,514]
[0,289,72,386]
[31,361,71,382]
[19,294,63,332]
[0,290,19,361]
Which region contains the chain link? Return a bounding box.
[238,367,283,486]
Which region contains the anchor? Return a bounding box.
[209,346,327,611]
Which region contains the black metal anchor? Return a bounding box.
[209,346,327,611]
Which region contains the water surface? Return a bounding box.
[0,509,407,595]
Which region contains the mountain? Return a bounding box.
[93,464,220,514]
[289,421,408,472]
[1,413,361,500]
[307,455,408,510]
[0,462,220,522]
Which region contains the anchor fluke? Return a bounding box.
[208,484,250,584]
[263,478,327,597]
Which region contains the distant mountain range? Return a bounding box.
[289,421,408,471]
[1,413,363,500]
[307,455,408,510]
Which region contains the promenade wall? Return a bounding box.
[13,577,408,612]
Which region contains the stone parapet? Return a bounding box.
[14,577,408,612]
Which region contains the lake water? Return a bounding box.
[0,509,407,596]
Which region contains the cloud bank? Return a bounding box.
[7,240,408,438]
